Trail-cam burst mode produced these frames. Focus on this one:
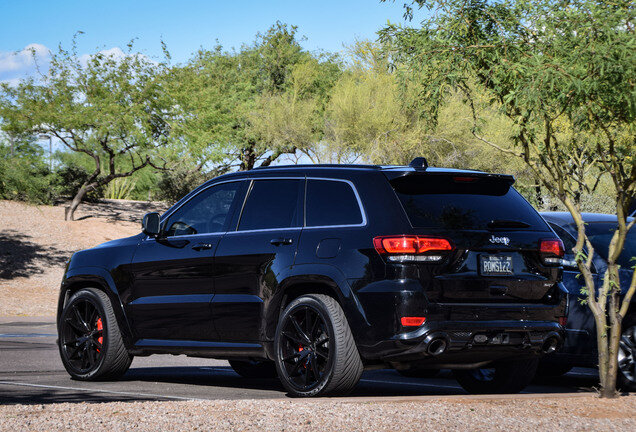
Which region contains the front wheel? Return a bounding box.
[453,359,539,394]
[58,288,133,380]
[274,294,363,397]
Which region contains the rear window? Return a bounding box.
[587,222,636,268]
[306,179,363,227]
[238,179,302,231]
[391,175,549,231]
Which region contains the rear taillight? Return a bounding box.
[401,316,426,327]
[373,235,453,263]
[540,238,564,265]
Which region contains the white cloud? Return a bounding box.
[1,44,154,86]
[0,43,51,85]
[78,47,127,66]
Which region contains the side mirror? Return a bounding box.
[142,212,161,237]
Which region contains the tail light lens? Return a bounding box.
[540,238,564,265]
[401,316,426,327]
[374,235,453,262]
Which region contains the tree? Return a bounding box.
[381,0,635,397]
[166,22,330,172]
[0,39,172,220]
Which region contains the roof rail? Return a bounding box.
[409,157,429,169]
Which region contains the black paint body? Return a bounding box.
[58,165,567,369]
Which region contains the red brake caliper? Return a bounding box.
[299,345,307,369]
[96,318,104,351]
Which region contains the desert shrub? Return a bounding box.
[0,141,51,204]
[104,177,136,200]
[156,168,208,205]
[52,165,103,202]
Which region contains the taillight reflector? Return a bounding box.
[401,317,426,327]
[373,236,452,255]
[540,239,565,257]
[559,316,568,327]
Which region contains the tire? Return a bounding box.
[58,288,133,381]
[274,294,363,397]
[536,361,573,377]
[453,359,539,394]
[229,359,278,379]
[618,315,636,392]
[397,367,440,379]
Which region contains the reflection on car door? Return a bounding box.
[126,181,245,342]
[212,178,304,342]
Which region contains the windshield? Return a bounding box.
[390,174,550,231]
[587,222,636,268]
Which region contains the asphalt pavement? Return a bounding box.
[0,317,601,405]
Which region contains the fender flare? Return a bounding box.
[59,266,135,349]
[265,263,371,347]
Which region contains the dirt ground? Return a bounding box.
[1,394,635,431]
[0,199,167,316]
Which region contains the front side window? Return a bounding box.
[587,222,636,268]
[238,179,302,231]
[164,181,242,237]
[306,179,363,227]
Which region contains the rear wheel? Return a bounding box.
[229,359,278,379]
[58,288,132,380]
[618,315,636,392]
[274,294,363,397]
[453,359,539,394]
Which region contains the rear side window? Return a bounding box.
[391,175,550,231]
[587,222,636,268]
[306,179,363,227]
[238,179,302,231]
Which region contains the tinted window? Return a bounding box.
[164,181,241,237]
[391,175,550,231]
[306,180,363,227]
[587,222,636,268]
[238,179,302,231]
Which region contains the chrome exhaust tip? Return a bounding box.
[424,333,449,356]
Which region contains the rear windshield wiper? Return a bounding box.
[487,219,531,230]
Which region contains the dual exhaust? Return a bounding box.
[421,331,563,356]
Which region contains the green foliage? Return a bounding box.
[104,177,136,200]
[0,37,174,219]
[0,136,50,203]
[52,164,103,202]
[155,168,209,205]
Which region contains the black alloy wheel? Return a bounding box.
[58,288,132,380]
[60,298,105,374]
[618,319,636,391]
[278,304,331,392]
[274,294,363,397]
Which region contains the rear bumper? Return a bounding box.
[358,320,564,367]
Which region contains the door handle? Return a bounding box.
[192,243,213,251]
[270,238,293,246]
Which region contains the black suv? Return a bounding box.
[57,159,567,396]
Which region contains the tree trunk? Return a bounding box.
[65,182,95,221]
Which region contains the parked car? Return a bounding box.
[57,159,567,397]
[539,212,635,390]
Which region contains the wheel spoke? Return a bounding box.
[309,355,320,381]
[282,330,304,346]
[65,317,85,334]
[290,316,311,344]
[315,347,328,359]
[72,306,88,332]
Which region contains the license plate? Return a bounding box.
[480,255,513,276]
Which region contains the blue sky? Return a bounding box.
[0,0,412,85]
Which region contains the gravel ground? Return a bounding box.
[0,199,167,316]
[1,395,635,431]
